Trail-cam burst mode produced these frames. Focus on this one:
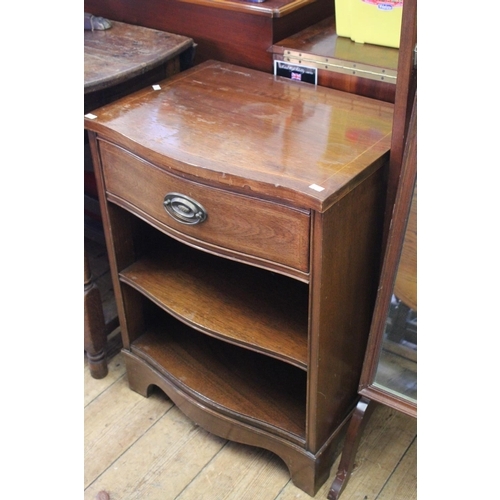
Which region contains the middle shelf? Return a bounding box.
[119,233,310,369]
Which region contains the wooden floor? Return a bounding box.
[84,352,416,500]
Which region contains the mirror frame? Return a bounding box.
[358,92,417,418]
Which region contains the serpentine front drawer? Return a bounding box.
[98,139,311,274]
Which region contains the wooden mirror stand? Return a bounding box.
[328,90,417,500]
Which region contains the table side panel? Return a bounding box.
[307,166,386,453]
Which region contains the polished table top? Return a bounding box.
[85,60,393,213]
[84,20,194,93]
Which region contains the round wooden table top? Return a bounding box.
[84,20,194,94]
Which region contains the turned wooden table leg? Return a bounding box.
[327,397,377,500]
[84,250,108,379]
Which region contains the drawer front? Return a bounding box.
[99,141,310,273]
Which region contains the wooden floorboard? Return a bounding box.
[84,351,417,500]
[377,438,417,500]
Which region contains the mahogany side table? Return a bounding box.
[85,60,394,493]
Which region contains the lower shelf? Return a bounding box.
[129,312,307,444]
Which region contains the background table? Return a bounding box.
[84,20,194,379]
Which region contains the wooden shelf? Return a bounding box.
[131,316,307,442]
[271,16,399,102]
[120,241,309,369]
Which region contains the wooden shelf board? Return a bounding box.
[120,244,309,369]
[131,322,307,442]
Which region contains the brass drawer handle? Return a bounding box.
[163,193,207,225]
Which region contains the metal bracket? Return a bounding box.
[282,50,397,84]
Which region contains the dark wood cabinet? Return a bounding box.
[83,0,333,72]
[85,60,394,495]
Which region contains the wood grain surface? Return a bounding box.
[85,60,393,212]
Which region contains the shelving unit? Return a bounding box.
[271,16,399,103]
[85,60,394,495]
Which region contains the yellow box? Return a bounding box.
[335,0,404,49]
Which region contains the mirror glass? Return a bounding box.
[373,181,417,404]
